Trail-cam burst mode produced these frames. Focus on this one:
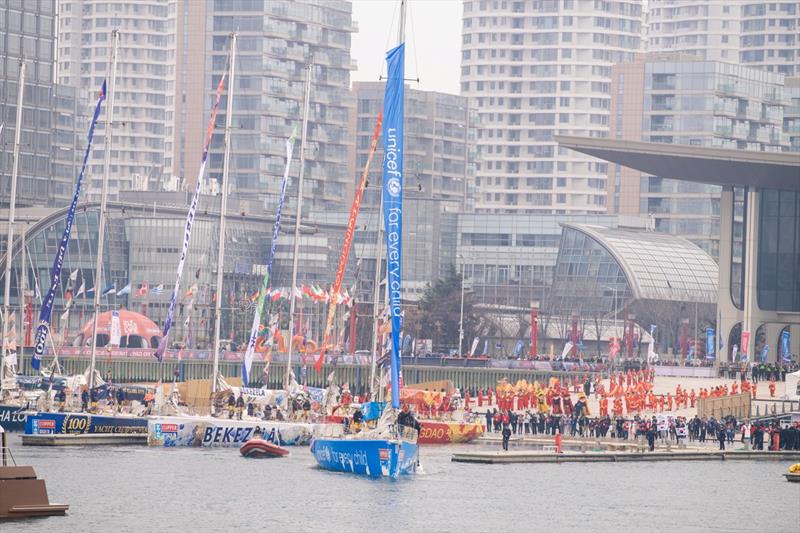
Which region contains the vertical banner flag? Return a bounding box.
[154,76,226,360]
[761,344,769,363]
[740,330,750,358]
[316,113,383,372]
[33,81,107,370]
[781,329,792,361]
[110,310,121,347]
[469,337,480,358]
[382,43,404,409]
[706,328,715,359]
[242,128,297,383]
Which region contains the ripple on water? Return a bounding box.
[6,436,799,533]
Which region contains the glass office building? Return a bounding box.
[0,0,59,207]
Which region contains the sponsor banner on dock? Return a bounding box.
[0,405,30,431]
[147,417,315,447]
[417,420,484,445]
[25,413,148,435]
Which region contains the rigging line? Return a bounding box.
[407,0,420,84]
[380,1,400,80]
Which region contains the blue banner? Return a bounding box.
[33,82,107,369]
[25,412,147,435]
[761,344,769,362]
[781,330,792,361]
[382,43,405,409]
[706,327,715,359]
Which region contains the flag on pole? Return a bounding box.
[31,81,107,370]
[102,283,116,296]
[76,280,86,298]
[151,284,164,294]
[117,283,131,296]
[155,74,227,361]
[136,284,149,297]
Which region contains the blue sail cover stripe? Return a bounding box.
[32,82,107,369]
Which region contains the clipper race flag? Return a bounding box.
[382,43,405,409]
[242,128,297,384]
[33,81,107,370]
[155,75,226,361]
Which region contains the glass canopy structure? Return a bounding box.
[546,223,718,355]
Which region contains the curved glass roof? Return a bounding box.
[561,223,718,303]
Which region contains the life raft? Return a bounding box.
[240,438,289,459]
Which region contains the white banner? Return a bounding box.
[110,310,121,347]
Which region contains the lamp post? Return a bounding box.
[602,285,619,343]
[458,255,466,356]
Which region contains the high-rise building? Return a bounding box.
[0,0,59,208]
[203,0,357,213]
[460,0,644,214]
[609,53,789,258]
[57,0,177,201]
[649,1,799,77]
[352,81,478,211]
[784,77,800,151]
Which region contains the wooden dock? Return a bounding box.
[452,450,800,464]
[21,434,147,447]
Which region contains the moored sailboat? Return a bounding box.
[310,0,419,479]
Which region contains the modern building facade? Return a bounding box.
[456,213,644,311]
[0,193,354,351]
[352,81,478,212]
[609,53,789,258]
[460,0,644,213]
[557,135,800,363]
[785,77,800,151]
[0,0,60,208]
[649,0,800,77]
[57,0,178,201]
[202,0,357,213]
[546,223,718,356]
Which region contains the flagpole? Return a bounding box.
[2,60,26,392]
[285,59,312,390]
[211,32,236,410]
[88,30,118,392]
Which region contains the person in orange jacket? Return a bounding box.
[769,379,776,398]
[689,389,696,408]
[666,393,673,412]
[731,382,739,395]
[599,396,609,417]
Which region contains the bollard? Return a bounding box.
[665,439,671,452]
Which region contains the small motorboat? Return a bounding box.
[240,437,289,459]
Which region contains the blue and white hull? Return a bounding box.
[310,437,418,479]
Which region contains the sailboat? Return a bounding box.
[310,0,419,479]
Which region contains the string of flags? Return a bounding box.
[56,272,354,306]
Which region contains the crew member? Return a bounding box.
[226,393,236,419]
[235,393,245,420]
[501,422,512,451]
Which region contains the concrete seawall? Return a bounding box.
[452,450,800,464]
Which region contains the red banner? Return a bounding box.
[741,330,750,355]
[316,113,383,372]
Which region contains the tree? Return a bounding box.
[415,265,478,353]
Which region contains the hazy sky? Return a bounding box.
[351,0,463,95]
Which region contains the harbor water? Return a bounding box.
[8,434,799,532]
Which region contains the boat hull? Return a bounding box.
[785,472,800,483]
[418,420,484,444]
[0,405,30,432]
[25,412,147,435]
[240,438,289,458]
[148,417,316,447]
[310,438,418,479]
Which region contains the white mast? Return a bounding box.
[1,60,25,392]
[211,32,236,405]
[18,227,26,373]
[87,30,119,391]
[285,61,312,389]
